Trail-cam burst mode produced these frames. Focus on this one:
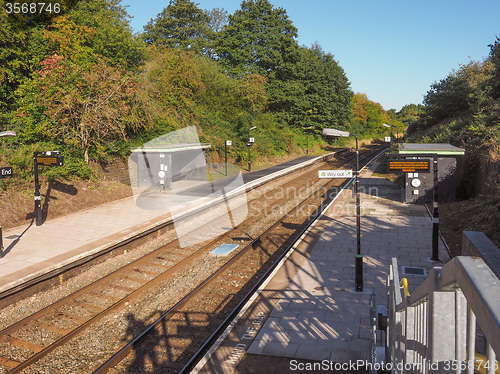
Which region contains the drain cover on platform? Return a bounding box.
[209,244,239,257]
[402,266,427,276]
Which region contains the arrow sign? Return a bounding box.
[318,169,353,178]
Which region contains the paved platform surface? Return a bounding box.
[245,160,451,363]
[195,158,451,373]
[0,154,321,297]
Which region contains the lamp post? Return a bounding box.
[0,130,16,256]
[304,126,313,155]
[322,128,362,292]
[248,126,257,172]
[382,123,393,147]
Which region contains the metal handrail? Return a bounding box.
[399,277,410,299]
[387,256,500,373]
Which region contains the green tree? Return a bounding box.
[488,36,500,99]
[350,93,395,136]
[268,44,351,132]
[17,53,141,163]
[215,0,299,77]
[422,60,495,128]
[203,7,228,59]
[69,0,145,70]
[142,0,210,53]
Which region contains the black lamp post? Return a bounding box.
[322,128,362,292]
[304,126,313,155]
[248,126,257,172]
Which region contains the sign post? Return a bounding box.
[248,126,257,172]
[225,140,231,176]
[33,151,64,226]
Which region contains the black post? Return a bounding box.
[306,134,309,155]
[34,152,42,226]
[431,155,440,261]
[225,142,228,176]
[248,143,251,172]
[0,226,3,257]
[354,135,363,292]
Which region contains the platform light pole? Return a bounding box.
[304,126,313,154]
[248,126,257,172]
[0,131,16,256]
[323,128,362,292]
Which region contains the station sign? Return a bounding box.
[387,159,430,173]
[318,170,353,178]
[226,140,232,146]
[0,167,13,178]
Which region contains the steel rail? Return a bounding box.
[0,148,354,372]
[93,144,388,373]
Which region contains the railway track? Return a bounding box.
[0,144,387,373]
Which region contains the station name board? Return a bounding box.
[387,159,431,173]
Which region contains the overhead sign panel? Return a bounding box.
[318,170,353,178]
[387,159,431,173]
[34,151,64,167]
[36,155,64,166]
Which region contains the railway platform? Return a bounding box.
[0,155,318,301]
[193,158,451,374]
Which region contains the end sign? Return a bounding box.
[0,167,12,178]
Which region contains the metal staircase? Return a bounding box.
[382,256,500,373]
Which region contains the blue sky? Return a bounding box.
[120,0,500,111]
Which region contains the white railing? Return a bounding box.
[387,257,500,373]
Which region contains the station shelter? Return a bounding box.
[129,143,211,190]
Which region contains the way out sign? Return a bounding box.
[318,169,353,178]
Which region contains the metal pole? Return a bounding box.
[306,134,309,155]
[431,154,440,261]
[225,143,228,176]
[34,152,42,226]
[0,226,3,257]
[248,144,251,172]
[354,134,363,292]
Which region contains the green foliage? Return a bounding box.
[143,0,210,54]
[488,36,500,99]
[69,0,145,70]
[2,0,360,190]
[215,0,299,77]
[398,103,424,133]
[350,93,401,138]
[267,44,352,133]
[16,52,143,163]
[405,36,500,198]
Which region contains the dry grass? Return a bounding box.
[437,196,500,257]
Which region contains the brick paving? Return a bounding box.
[245,160,451,362]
